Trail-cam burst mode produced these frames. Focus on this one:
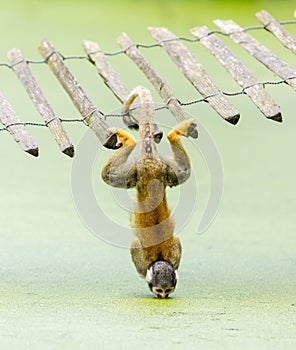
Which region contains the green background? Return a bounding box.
[0,0,295,349]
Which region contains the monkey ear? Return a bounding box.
[146,267,153,283]
[175,270,179,280]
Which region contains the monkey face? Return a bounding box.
[146,260,178,299]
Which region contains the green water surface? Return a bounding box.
[0,1,295,349]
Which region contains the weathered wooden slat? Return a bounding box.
[117,32,197,138]
[82,39,138,129]
[38,39,118,149]
[256,10,296,55]
[214,20,296,91]
[83,40,127,101]
[0,90,38,156]
[148,27,240,124]
[83,40,164,143]
[7,48,74,157]
[191,26,282,122]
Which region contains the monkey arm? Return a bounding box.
[101,129,137,188]
[165,119,197,187]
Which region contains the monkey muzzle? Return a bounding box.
[157,293,169,299]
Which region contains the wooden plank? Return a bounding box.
[0,90,38,156]
[38,39,118,149]
[148,26,240,125]
[191,26,282,122]
[256,10,296,55]
[83,39,164,142]
[7,48,74,157]
[117,32,198,138]
[82,39,138,129]
[214,19,296,91]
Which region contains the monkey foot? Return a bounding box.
[106,128,137,148]
[167,119,198,142]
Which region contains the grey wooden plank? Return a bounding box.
[256,10,296,55]
[191,26,282,122]
[148,26,240,125]
[7,48,74,157]
[0,90,39,156]
[214,19,296,91]
[38,39,118,150]
[82,40,138,129]
[82,40,127,102]
[117,32,198,138]
[83,39,164,142]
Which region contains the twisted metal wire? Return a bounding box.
[0,19,295,132]
[0,19,295,68]
[0,76,293,132]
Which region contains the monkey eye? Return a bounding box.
[155,288,163,293]
[165,288,173,294]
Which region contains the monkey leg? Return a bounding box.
[165,119,197,186]
[101,128,137,188]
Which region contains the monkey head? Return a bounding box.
[145,260,178,299]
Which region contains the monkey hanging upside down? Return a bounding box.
[101,86,197,299]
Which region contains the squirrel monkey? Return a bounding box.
[101,86,196,299]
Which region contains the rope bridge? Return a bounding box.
[0,9,296,157]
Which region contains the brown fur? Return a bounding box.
[101,86,196,277]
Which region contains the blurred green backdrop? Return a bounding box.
[0,0,295,349]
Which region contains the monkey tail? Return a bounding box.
[122,86,157,159]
